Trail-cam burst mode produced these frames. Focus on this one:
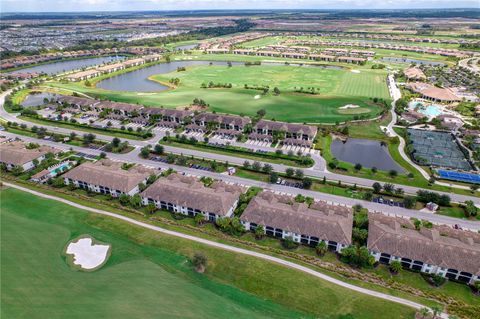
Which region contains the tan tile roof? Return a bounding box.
[141,173,245,216]
[0,142,57,166]
[404,67,426,80]
[255,120,318,137]
[63,160,152,193]
[241,192,353,245]
[407,82,460,102]
[367,213,480,275]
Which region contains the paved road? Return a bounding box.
[3,131,479,231]
[3,182,448,318]
[459,57,480,75]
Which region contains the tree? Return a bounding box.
[254,225,265,239]
[354,163,362,171]
[273,87,280,95]
[418,307,431,319]
[82,133,96,145]
[145,203,157,215]
[11,165,24,176]
[389,260,402,274]
[193,252,207,273]
[372,182,382,193]
[243,160,250,169]
[262,163,273,174]
[129,194,142,208]
[111,137,121,148]
[363,191,373,201]
[383,183,395,193]
[371,167,377,174]
[252,161,261,171]
[269,172,279,184]
[470,184,479,193]
[140,146,151,158]
[341,246,375,268]
[302,177,312,189]
[194,213,205,226]
[315,241,327,256]
[389,169,398,178]
[281,236,298,250]
[154,144,164,155]
[464,200,478,217]
[403,196,416,209]
[295,169,304,179]
[285,167,294,177]
[69,132,77,140]
[119,194,129,206]
[431,305,443,319]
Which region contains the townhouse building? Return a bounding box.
[368,213,480,285]
[240,192,353,252]
[141,173,245,222]
[0,141,58,171]
[251,119,318,146]
[63,160,152,197]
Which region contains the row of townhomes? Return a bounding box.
[53,95,318,144]
[0,141,59,171]
[240,191,353,252]
[0,47,164,70]
[2,141,478,285]
[63,160,153,197]
[283,38,472,59]
[141,173,245,222]
[368,213,480,285]
[65,54,162,81]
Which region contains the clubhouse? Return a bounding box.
[404,67,426,81]
[406,83,461,103]
[63,160,152,197]
[240,192,353,252]
[368,213,480,284]
[0,141,59,171]
[141,173,245,222]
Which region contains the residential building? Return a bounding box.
[253,119,318,141]
[0,141,58,171]
[63,160,152,197]
[240,192,353,252]
[406,83,461,103]
[404,67,426,81]
[141,173,245,222]
[368,213,480,284]
[193,113,251,131]
[65,69,101,81]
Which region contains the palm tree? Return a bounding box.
[431,305,443,319]
[389,260,402,274]
[315,241,327,256]
[419,307,430,319]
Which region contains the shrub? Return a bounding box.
[281,237,299,250]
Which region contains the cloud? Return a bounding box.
[1,0,479,12]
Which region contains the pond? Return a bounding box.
[331,138,405,172]
[381,57,445,66]
[9,55,126,75]
[21,92,58,107]
[96,60,344,93]
[174,43,198,50]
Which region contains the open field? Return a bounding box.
[0,187,418,319]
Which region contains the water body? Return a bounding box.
[96,60,344,93]
[174,44,198,50]
[331,138,405,172]
[381,57,445,66]
[10,55,126,75]
[21,92,58,107]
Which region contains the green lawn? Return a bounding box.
[46,57,389,124]
[1,187,416,319]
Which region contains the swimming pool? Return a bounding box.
[408,101,442,117]
[49,162,71,176]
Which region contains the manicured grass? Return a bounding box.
[46,56,389,124]
[1,187,416,319]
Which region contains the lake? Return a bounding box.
[174,44,198,50]
[381,57,445,66]
[10,55,126,75]
[331,138,405,172]
[21,92,58,107]
[96,60,344,93]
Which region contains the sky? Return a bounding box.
[1,0,479,12]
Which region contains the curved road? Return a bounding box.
[3,182,448,318]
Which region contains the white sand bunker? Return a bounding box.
[254,95,261,100]
[339,104,360,109]
[66,237,110,270]
[351,70,361,73]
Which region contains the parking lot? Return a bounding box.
[372,197,405,208]
[245,139,271,147]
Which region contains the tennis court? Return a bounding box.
[437,170,480,184]
[406,129,472,170]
